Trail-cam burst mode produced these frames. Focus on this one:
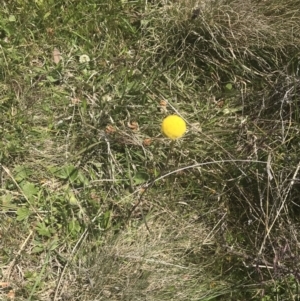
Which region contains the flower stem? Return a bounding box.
[165,140,176,168]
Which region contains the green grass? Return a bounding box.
[1,0,300,300]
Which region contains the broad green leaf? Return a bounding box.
[77,171,89,185]
[68,219,81,236]
[16,207,31,221]
[8,15,16,22]
[35,222,52,237]
[21,181,38,199]
[14,165,32,182]
[43,11,51,19]
[1,193,17,211]
[134,172,149,185]
[225,83,233,90]
[68,191,79,206]
[55,165,78,182]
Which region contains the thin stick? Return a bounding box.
[148,159,267,188]
[5,230,33,280]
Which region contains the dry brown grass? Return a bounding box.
[1,0,300,300]
[69,213,218,301]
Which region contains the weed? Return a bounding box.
[1,0,300,300]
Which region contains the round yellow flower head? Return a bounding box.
[161,115,186,140]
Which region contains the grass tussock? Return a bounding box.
[72,215,216,301]
[1,0,300,300]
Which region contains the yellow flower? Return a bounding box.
[161,115,186,139]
